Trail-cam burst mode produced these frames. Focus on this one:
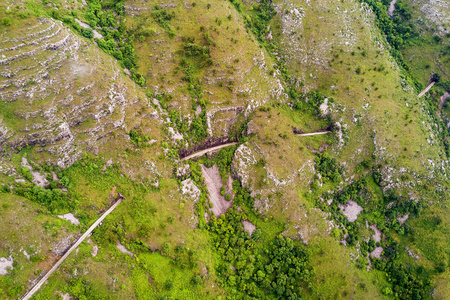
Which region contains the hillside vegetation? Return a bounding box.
[0,0,449,299]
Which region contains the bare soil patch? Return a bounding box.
[242,221,256,237]
[370,225,382,243]
[397,213,410,224]
[201,164,232,217]
[338,200,363,222]
[0,256,13,275]
[371,247,383,259]
[58,213,80,225]
[117,241,134,257]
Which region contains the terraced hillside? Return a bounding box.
[0,0,449,299]
[0,15,158,169]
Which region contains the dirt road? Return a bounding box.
[21,194,124,300]
[418,82,436,98]
[295,131,330,137]
[181,142,237,161]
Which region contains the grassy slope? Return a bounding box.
[125,0,285,137]
[229,0,449,298]
[0,193,78,298]
[401,0,449,87]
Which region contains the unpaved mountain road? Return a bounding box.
[295,131,330,137]
[418,82,436,98]
[181,142,238,161]
[21,194,124,300]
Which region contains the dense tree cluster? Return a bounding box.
[82,0,145,85]
[207,210,313,300]
[314,153,343,183]
[13,185,76,214]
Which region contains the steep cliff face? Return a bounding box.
[0,16,158,169]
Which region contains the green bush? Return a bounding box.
[2,17,11,26]
[21,167,33,182]
[208,210,313,299]
[314,153,343,182]
[81,27,94,39]
[2,184,11,193]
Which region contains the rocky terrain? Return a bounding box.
[0,16,158,172]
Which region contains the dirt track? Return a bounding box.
[181,142,237,161]
[418,81,436,98]
[21,194,124,300]
[295,131,330,137]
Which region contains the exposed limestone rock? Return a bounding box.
[0,17,157,168]
[338,200,363,222]
[181,178,200,202]
[0,256,13,275]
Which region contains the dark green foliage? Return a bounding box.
[152,5,175,30]
[62,15,74,24]
[316,175,432,297]
[81,27,94,39]
[82,0,144,86]
[14,185,76,214]
[372,256,432,299]
[2,17,12,26]
[168,33,217,144]
[314,153,343,182]
[21,167,33,182]
[65,278,107,299]
[128,129,152,147]
[1,184,11,193]
[202,146,237,179]
[207,210,313,299]
[357,0,421,90]
[292,90,335,117]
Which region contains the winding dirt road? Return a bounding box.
[21,194,124,300]
[181,142,237,161]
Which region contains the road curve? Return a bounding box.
[21,194,124,300]
[181,142,238,161]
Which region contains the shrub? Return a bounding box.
[21,167,33,182]
[2,18,11,26]
[63,16,74,24]
[81,28,94,39]
[2,184,11,193]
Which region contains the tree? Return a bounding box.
[431,73,441,83]
[81,28,94,39]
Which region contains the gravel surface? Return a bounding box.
[201,164,232,217]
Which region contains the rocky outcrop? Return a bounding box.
[0,17,157,168]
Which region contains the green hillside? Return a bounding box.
[0,0,448,299]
